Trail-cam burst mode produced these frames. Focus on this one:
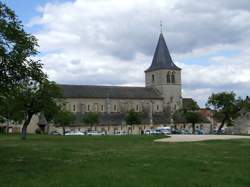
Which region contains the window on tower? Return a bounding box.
[167,72,171,83]
[171,72,175,83]
[152,74,155,83]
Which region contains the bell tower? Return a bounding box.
[145,33,182,111]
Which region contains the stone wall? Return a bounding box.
[145,69,182,111]
[234,111,250,134]
[64,98,164,114]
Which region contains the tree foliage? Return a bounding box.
[19,80,62,139]
[0,3,62,139]
[206,92,239,133]
[82,112,99,130]
[207,93,250,132]
[173,100,201,134]
[184,112,202,134]
[54,110,75,135]
[124,109,141,126]
[0,2,45,93]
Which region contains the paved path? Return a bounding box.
[155,135,250,142]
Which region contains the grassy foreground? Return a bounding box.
[0,135,250,187]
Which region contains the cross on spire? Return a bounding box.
[160,20,163,33]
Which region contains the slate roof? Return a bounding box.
[145,33,181,72]
[58,84,163,100]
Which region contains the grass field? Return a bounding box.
[0,135,250,187]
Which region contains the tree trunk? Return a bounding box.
[217,117,226,134]
[192,123,195,134]
[21,114,33,140]
[5,119,9,135]
[62,126,65,135]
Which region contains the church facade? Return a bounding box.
[5,33,197,134]
[60,33,182,116]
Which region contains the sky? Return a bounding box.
[3,0,250,106]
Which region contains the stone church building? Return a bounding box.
[60,33,182,116]
[9,33,202,134]
[48,33,189,134]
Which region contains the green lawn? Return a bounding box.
[0,135,250,187]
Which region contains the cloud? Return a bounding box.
[28,0,250,106]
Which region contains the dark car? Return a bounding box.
[50,131,61,135]
[171,129,182,134]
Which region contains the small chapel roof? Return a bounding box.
[145,33,181,72]
[58,84,163,100]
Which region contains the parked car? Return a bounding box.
[65,131,85,136]
[214,128,225,134]
[144,128,169,135]
[86,131,105,136]
[195,129,204,135]
[114,131,127,135]
[155,127,171,135]
[50,131,61,135]
[181,129,192,134]
[171,129,182,134]
[144,129,155,135]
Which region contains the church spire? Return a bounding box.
[145,33,181,72]
[160,20,162,33]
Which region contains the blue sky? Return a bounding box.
[4,0,47,22]
[2,0,250,106]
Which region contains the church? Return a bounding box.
[53,33,190,132]
[60,33,182,114]
[22,32,200,134]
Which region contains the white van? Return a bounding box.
[155,126,171,135]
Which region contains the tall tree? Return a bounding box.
[54,110,75,135]
[184,112,201,134]
[184,100,201,133]
[0,2,45,94]
[173,100,201,134]
[82,112,99,131]
[19,80,62,139]
[0,3,62,139]
[206,92,239,133]
[124,109,141,134]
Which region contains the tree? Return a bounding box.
[0,2,52,139]
[54,110,75,135]
[82,112,99,131]
[0,2,45,86]
[18,80,62,139]
[184,112,201,134]
[124,109,141,134]
[0,2,45,95]
[183,100,201,134]
[206,92,239,133]
[173,100,201,134]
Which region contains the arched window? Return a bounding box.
[171,72,175,83]
[152,74,155,83]
[167,72,171,83]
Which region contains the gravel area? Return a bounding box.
[155,135,250,142]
